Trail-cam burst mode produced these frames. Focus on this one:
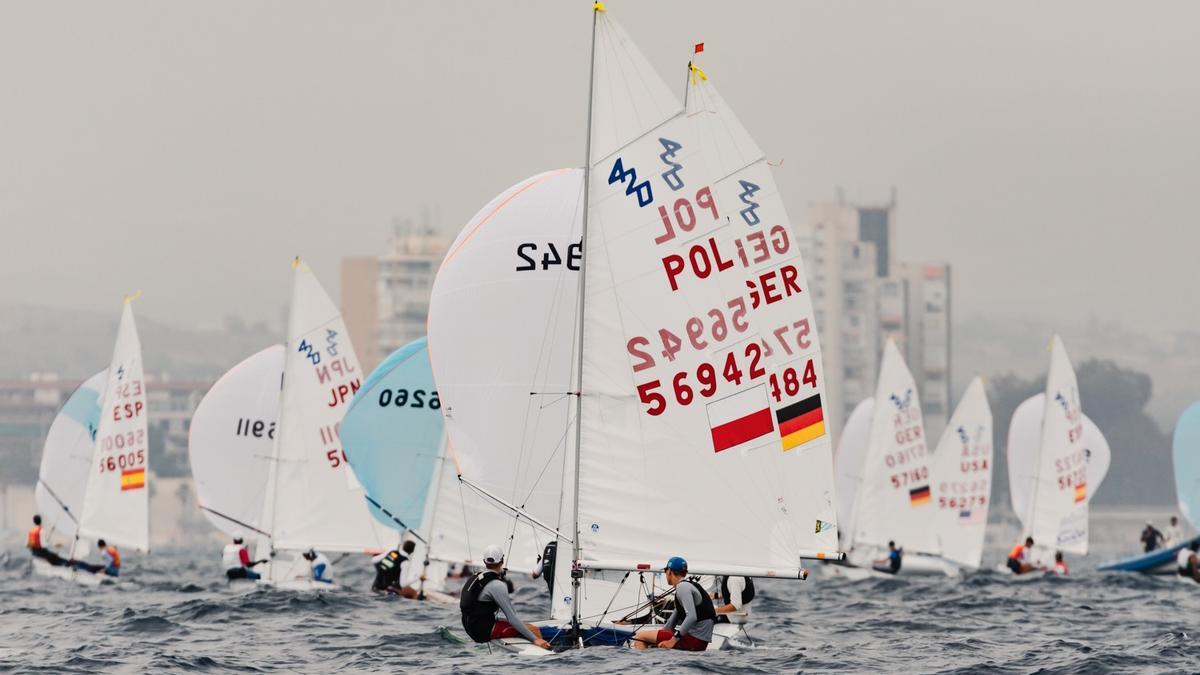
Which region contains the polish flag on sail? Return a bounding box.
[707,385,774,453]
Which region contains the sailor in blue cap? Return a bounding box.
[630,556,715,651]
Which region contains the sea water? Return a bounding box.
[2,510,1198,673]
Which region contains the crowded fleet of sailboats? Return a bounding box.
[20,1,1200,658]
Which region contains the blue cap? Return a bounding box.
[664,556,688,573]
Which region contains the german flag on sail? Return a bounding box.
[1074,483,1087,503]
[776,394,825,451]
[120,467,146,491]
[909,485,931,506]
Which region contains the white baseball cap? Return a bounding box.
[483,544,505,565]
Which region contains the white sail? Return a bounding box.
[849,339,935,554]
[427,168,583,574]
[264,260,393,554]
[1007,392,1108,555]
[928,377,992,570]
[77,300,150,553]
[1020,335,1085,554]
[833,398,874,548]
[35,370,106,549]
[570,9,837,624]
[187,345,282,538]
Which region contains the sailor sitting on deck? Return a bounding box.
[1052,551,1068,575]
[1006,537,1037,575]
[223,532,266,581]
[458,544,550,650]
[1177,541,1200,582]
[27,515,68,567]
[872,541,903,574]
[73,539,121,577]
[371,540,418,598]
[712,575,754,623]
[301,549,333,583]
[1141,521,1164,553]
[631,557,714,652]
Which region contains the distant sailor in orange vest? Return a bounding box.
[73,539,122,577]
[26,514,68,567]
[1006,536,1037,575]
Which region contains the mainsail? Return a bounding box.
[1174,402,1200,529]
[928,377,992,570]
[34,370,106,549]
[1008,391,1109,555]
[259,260,393,556]
[1017,335,1085,553]
[77,299,150,553]
[833,398,874,547]
[846,339,935,555]
[427,168,584,574]
[187,345,282,538]
[567,6,838,627]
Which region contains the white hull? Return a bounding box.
[31,558,114,587]
[827,550,959,578]
[258,578,337,591]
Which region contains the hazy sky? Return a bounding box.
[2,1,1197,333]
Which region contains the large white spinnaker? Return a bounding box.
[187,345,282,538]
[1018,335,1086,557]
[77,299,150,553]
[1008,392,1108,555]
[565,7,838,628]
[260,260,394,561]
[35,370,106,550]
[847,339,935,555]
[928,377,992,570]
[427,168,584,576]
[833,398,874,550]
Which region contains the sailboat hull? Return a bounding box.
[1097,536,1200,574]
[31,558,114,587]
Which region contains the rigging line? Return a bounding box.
[37,480,77,525]
[514,408,576,510]
[456,476,475,566]
[362,495,427,545]
[199,506,270,538]
[458,476,569,542]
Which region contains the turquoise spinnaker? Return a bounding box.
[1174,401,1200,529]
[342,337,444,534]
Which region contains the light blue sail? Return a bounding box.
[1174,401,1200,529]
[342,337,444,534]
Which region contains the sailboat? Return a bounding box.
[1003,334,1086,571]
[187,344,281,577]
[340,336,470,602]
[831,339,951,577]
[190,260,395,589]
[33,297,149,585]
[1097,401,1200,573]
[431,3,839,651]
[927,377,993,571]
[1007,392,1110,558]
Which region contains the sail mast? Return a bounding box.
[569,0,602,637]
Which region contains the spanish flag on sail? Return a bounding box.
[120,467,146,491]
[1074,482,1087,503]
[909,485,931,506]
[776,394,825,451]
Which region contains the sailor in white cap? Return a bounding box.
[459,544,550,650]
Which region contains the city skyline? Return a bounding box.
[2,1,1197,336]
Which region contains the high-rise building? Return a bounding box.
[799,191,952,442]
[342,227,449,373]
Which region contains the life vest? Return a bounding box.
[719,576,755,607]
[540,542,557,591]
[222,544,245,570]
[674,579,717,625]
[375,550,406,572]
[27,525,41,549]
[1054,560,1068,575]
[459,570,502,643]
[1007,544,1025,561]
[105,546,121,568]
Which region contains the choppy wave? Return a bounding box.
[4,535,1200,673]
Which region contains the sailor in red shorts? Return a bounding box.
[632,556,715,651]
